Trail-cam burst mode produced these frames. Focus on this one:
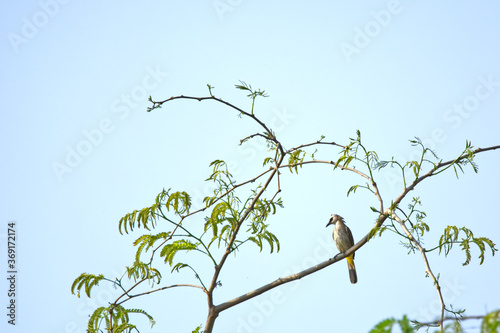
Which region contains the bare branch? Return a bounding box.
[116,283,205,307]
[392,213,446,330]
[150,94,277,145]
[416,315,486,327]
[285,140,346,153]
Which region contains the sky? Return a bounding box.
[1,1,500,332]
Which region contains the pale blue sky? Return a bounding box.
[1,1,500,332]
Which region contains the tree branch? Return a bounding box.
[415,314,486,327]
[116,283,204,307]
[285,140,346,153]
[150,94,277,143]
[204,149,285,331]
[392,213,446,330]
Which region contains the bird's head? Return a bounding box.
[326,214,344,227]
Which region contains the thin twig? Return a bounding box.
[392,213,445,331]
[116,284,204,307]
[416,315,486,327]
[285,140,346,153]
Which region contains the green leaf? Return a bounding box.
[172,262,189,273]
[166,191,192,214]
[248,236,262,251]
[246,230,280,253]
[218,224,232,247]
[263,156,274,166]
[160,240,197,266]
[71,273,105,298]
[125,261,161,284]
[368,226,387,240]
[88,306,107,333]
[347,185,359,196]
[235,80,252,92]
[119,189,170,234]
[207,84,214,96]
[287,149,305,173]
[369,317,396,333]
[121,307,156,328]
[398,315,414,333]
[482,309,500,332]
[438,226,497,265]
[442,320,463,333]
[133,232,171,263]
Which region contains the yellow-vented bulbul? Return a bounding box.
[326,214,357,284]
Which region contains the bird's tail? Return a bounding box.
[346,255,357,284]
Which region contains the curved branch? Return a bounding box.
[150,94,277,144]
[392,213,445,330]
[416,315,486,328]
[116,283,205,307]
[285,140,346,153]
[393,145,500,207]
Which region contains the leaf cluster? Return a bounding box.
[438,226,497,265]
[72,153,285,329]
[246,194,283,253]
[71,273,105,298]
[374,310,500,332]
[235,80,268,115]
[125,260,162,284]
[287,149,306,173]
[118,188,191,235]
[203,161,282,254]
[369,315,414,333]
[87,305,155,333]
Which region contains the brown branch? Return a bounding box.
[240,132,272,144]
[285,140,346,153]
[395,145,500,203]
[416,315,486,327]
[392,213,446,330]
[151,95,276,143]
[116,283,204,307]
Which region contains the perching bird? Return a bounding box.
[326,214,357,284]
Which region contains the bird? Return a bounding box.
[326,214,357,284]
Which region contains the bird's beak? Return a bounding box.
[326,220,331,228]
